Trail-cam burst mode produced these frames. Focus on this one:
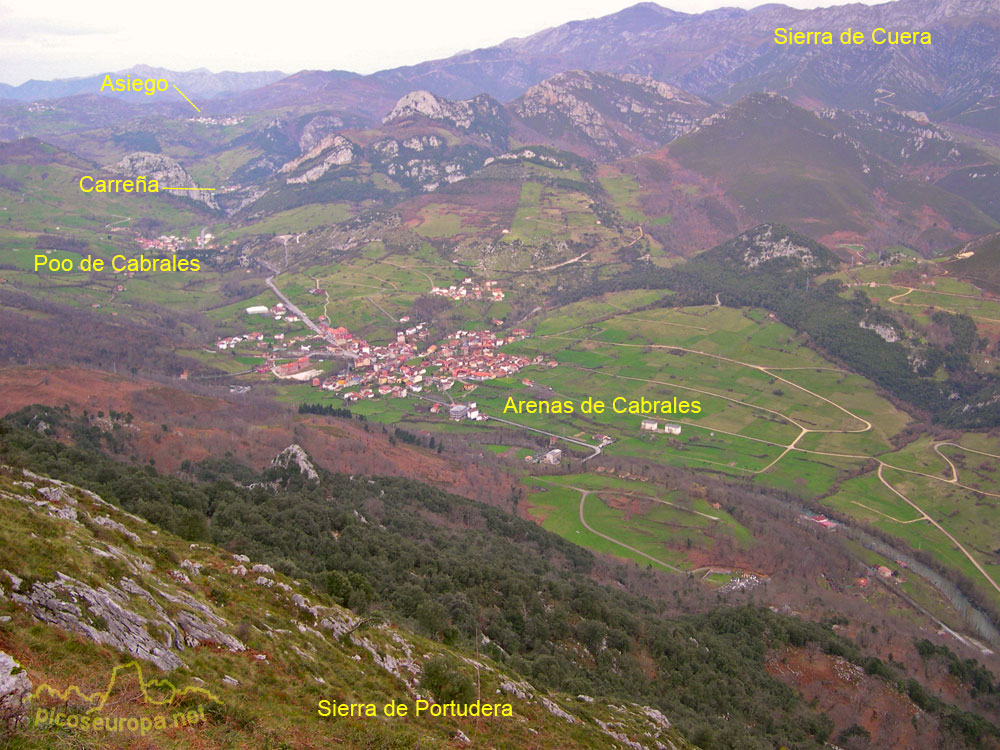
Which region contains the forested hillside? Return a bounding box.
[2,406,999,748]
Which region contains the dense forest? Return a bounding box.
[2,406,998,749]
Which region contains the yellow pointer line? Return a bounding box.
[163,186,216,191]
[172,83,201,112]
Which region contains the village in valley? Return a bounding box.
[212,290,538,412]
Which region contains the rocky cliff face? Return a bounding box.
[818,108,981,168]
[368,129,492,192]
[280,135,359,184]
[296,113,346,153]
[383,90,510,148]
[511,70,715,159]
[107,152,219,210]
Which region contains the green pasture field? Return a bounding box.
[599,173,671,226]
[875,437,955,477]
[522,163,584,182]
[855,281,1000,322]
[0,161,206,236]
[186,144,263,186]
[937,443,1000,493]
[224,203,354,238]
[504,181,603,248]
[825,468,1000,611]
[413,203,472,238]
[756,452,863,496]
[893,289,1000,321]
[506,181,545,243]
[522,473,750,571]
[0,246,88,271]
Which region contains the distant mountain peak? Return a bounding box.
[382,90,509,148]
[511,69,715,158]
[383,90,502,127]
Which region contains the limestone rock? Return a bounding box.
[91,514,141,544]
[11,574,182,672]
[298,114,345,152]
[383,90,508,148]
[281,135,358,183]
[271,445,319,482]
[107,152,218,210]
[0,652,31,728]
[175,611,245,652]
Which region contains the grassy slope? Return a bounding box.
[0,465,690,750]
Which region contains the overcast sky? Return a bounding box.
[0,0,886,85]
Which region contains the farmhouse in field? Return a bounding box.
[542,449,562,465]
[641,420,682,435]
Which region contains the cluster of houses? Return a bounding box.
[320,322,425,399]
[136,235,191,252]
[215,330,267,351]
[186,116,244,125]
[430,278,505,301]
[323,326,535,402]
[424,328,533,382]
[218,288,545,406]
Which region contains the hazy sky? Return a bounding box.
[0,0,887,85]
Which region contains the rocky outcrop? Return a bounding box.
[107,152,218,210]
[730,225,837,270]
[370,136,481,192]
[512,70,715,158]
[281,135,358,183]
[383,90,509,148]
[484,148,566,169]
[297,114,345,152]
[272,444,319,481]
[860,319,902,343]
[1,471,245,672]
[818,108,975,167]
[8,573,184,672]
[92,514,141,543]
[0,652,30,728]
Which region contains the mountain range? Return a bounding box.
[6,0,999,135]
[0,65,287,102]
[6,2,1000,748]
